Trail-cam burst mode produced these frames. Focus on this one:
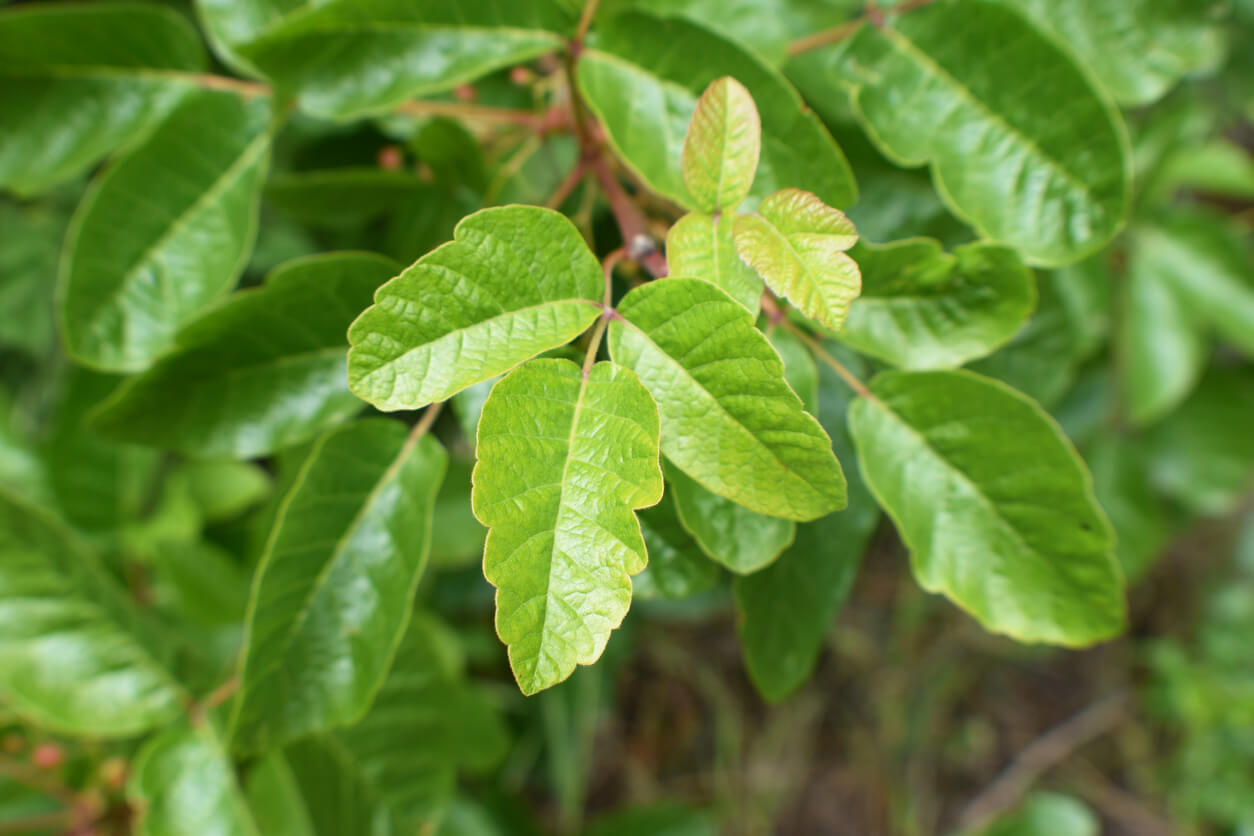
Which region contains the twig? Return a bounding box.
[408,401,444,446]
[956,692,1128,833]
[546,160,588,209]
[393,99,544,129]
[184,73,270,98]
[583,249,624,376]
[770,303,871,399]
[574,0,602,44]
[589,157,667,277]
[786,0,940,56]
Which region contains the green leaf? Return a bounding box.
[1088,434,1169,582]
[0,490,183,737]
[58,89,273,371]
[474,359,662,695]
[231,418,447,751]
[1120,227,1207,425]
[990,0,1227,106]
[265,169,432,229]
[586,803,719,836]
[248,741,388,836]
[91,253,398,458]
[1145,368,1254,517]
[0,193,73,355]
[577,12,856,211]
[183,460,272,523]
[791,0,1130,265]
[429,457,487,569]
[681,76,761,212]
[0,3,205,195]
[1137,209,1254,359]
[848,369,1125,645]
[839,240,1036,369]
[348,206,603,411]
[768,325,818,414]
[665,461,794,574]
[609,278,846,520]
[973,792,1098,836]
[337,612,510,822]
[734,344,878,701]
[130,723,260,836]
[635,496,720,601]
[665,212,763,315]
[205,0,570,119]
[733,189,860,331]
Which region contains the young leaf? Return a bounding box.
[791,0,1130,265]
[577,12,856,211]
[0,3,205,195]
[681,76,761,213]
[839,240,1036,369]
[474,359,663,695]
[635,496,721,601]
[90,253,399,459]
[848,370,1125,645]
[130,723,260,836]
[733,188,861,331]
[0,490,184,738]
[58,89,272,371]
[232,419,447,752]
[203,0,570,119]
[348,206,603,411]
[666,212,763,315]
[735,345,879,701]
[991,0,1226,106]
[609,278,846,520]
[665,462,795,575]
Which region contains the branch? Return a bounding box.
[956,692,1128,833]
[392,99,545,129]
[588,157,667,277]
[786,0,940,56]
[183,73,270,98]
[768,298,871,399]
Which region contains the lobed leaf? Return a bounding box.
[734,188,860,331]
[0,491,184,737]
[577,12,856,211]
[91,253,398,459]
[475,359,662,695]
[681,76,761,212]
[848,369,1125,645]
[839,239,1036,369]
[0,3,205,195]
[232,419,446,752]
[58,89,272,371]
[608,278,846,520]
[791,0,1130,265]
[348,205,603,411]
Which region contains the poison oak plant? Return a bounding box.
[0,0,1251,832]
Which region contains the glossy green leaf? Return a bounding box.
[91,253,398,458]
[1146,368,1254,517]
[665,461,794,574]
[0,490,184,737]
[681,76,761,212]
[266,169,432,229]
[768,325,818,414]
[348,206,603,411]
[247,745,383,836]
[131,723,260,836]
[839,240,1036,369]
[665,212,763,315]
[849,369,1125,645]
[0,3,205,195]
[635,496,720,601]
[733,189,860,331]
[991,0,1226,106]
[609,278,846,521]
[474,359,663,695]
[734,344,878,701]
[204,0,570,119]
[973,791,1098,836]
[792,0,1130,265]
[577,12,856,211]
[1120,226,1207,425]
[429,457,487,569]
[232,418,447,751]
[338,611,510,823]
[1137,209,1254,358]
[0,193,72,354]
[183,460,271,523]
[58,90,272,371]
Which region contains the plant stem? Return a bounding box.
[589,157,668,277]
[392,99,544,128]
[408,401,444,445]
[777,315,872,399]
[583,249,623,376]
[184,73,271,98]
[546,160,588,209]
[574,0,602,44]
[786,0,940,56]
